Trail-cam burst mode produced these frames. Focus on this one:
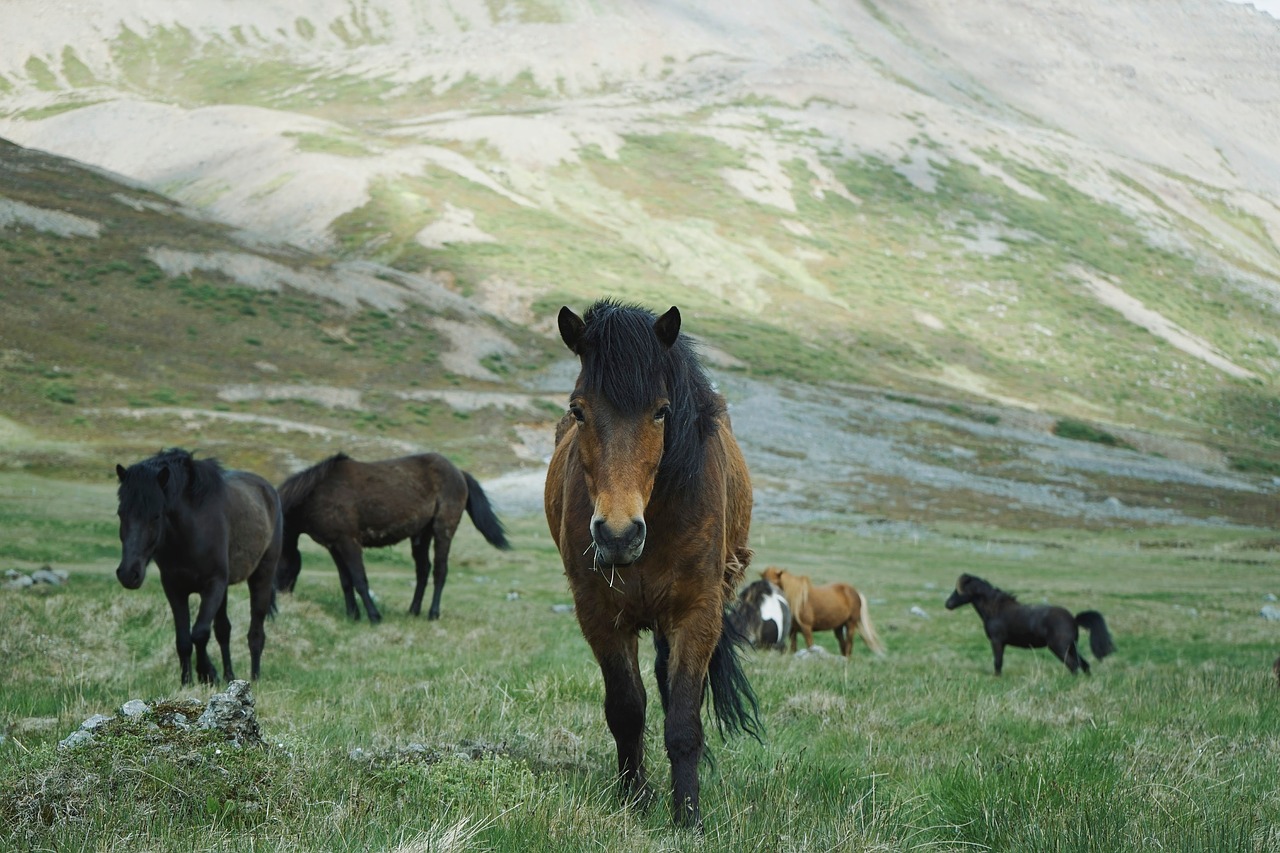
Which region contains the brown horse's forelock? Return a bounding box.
[575,301,722,491]
[119,448,226,513]
[278,453,350,514]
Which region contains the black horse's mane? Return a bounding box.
[574,300,724,491]
[119,448,226,514]
[278,453,350,514]
[963,573,1018,603]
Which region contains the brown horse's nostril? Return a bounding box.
[591,517,646,564]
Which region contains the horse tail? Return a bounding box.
[706,612,763,742]
[462,472,511,550]
[857,591,887,657]
[1075,611,1115,660]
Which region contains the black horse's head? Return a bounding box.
[114,461,172,590]
[945,573,999,609]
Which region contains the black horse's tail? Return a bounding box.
[706,612,763,742]
[462,472,511,550]
[1075,611,1115,660]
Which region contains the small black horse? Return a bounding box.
[275,452,509,623]
[116,449,283,685]
[945,573,1115,675]
[730,579,792,651]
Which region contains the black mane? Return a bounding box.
[278,452,350,514]
[963,573,1018,604]
[118,448,226,514]
[573,300,724,491]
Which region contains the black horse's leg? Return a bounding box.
[161,576,194,685]
[328,540,381,624]
[246,556,276,679]
[408,521,434,617]
[213,592,236,683]
[990,639,1005,675]
[425,525,455,621]
[664,631,711,830]
[1055,640,1086,675]
[597,635,650,807]
[191,580,228,684]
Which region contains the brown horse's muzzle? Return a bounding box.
[591,515,646,566]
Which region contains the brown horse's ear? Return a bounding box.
[156,467,170,489]
[116,464,127,481]
[558,306,586,354]
[653,306,680,349]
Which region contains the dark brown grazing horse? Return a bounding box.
[945,573,1115,675]
[545,300,760,829]
[115,449,282,685]
[760,566,885,657]
[275,453,509,623]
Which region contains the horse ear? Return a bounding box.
[558,306,586,354]
[116,464,127,481]
[156,467,170,489]
[653,306,680,349]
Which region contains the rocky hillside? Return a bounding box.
[1,0,1278,528]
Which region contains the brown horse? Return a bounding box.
[760,566,885,658]
[544,300,759,829]
[275,453,509,623]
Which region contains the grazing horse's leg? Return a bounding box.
[597,636,651,806]
[837,623,853,657]
[408,522,434,617]
[990,638,1006,675]
[328,539,381,624]
[1053,640,1087,675]
[161,576,195,685]
[213,593,236,683]
[191,580,229,684]
[424,523,456,621]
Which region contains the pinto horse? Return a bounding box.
[730,579,792,652]
[945,573,1115,675]
[761,566,885,657]
[275,452,509,623]
[544,300,760,829]
[115,449,282,685]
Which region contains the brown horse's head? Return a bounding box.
[761,566,785,587]
[558,301,701,567]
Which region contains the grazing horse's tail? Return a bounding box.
[462,472,511,550]
[706,612,763,742]
[857,591,887,657]
[1075,611,1115,660]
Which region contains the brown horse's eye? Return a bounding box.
[570,404,585,423]
[655,404,671,422]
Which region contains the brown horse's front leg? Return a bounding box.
[597,637,651,806]
[664,662,707,829]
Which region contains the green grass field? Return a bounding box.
[2,474,1278,851]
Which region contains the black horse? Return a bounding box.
[115,449,283,685]
[945,573,1115,675]
[275,452,509,623]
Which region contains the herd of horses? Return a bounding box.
[112,299,1115,829]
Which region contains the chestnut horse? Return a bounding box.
[544,300,760,829]
[760,566,885,657]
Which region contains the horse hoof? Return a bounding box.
[427,610,441,621]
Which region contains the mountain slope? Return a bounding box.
[0,0,1278,526]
